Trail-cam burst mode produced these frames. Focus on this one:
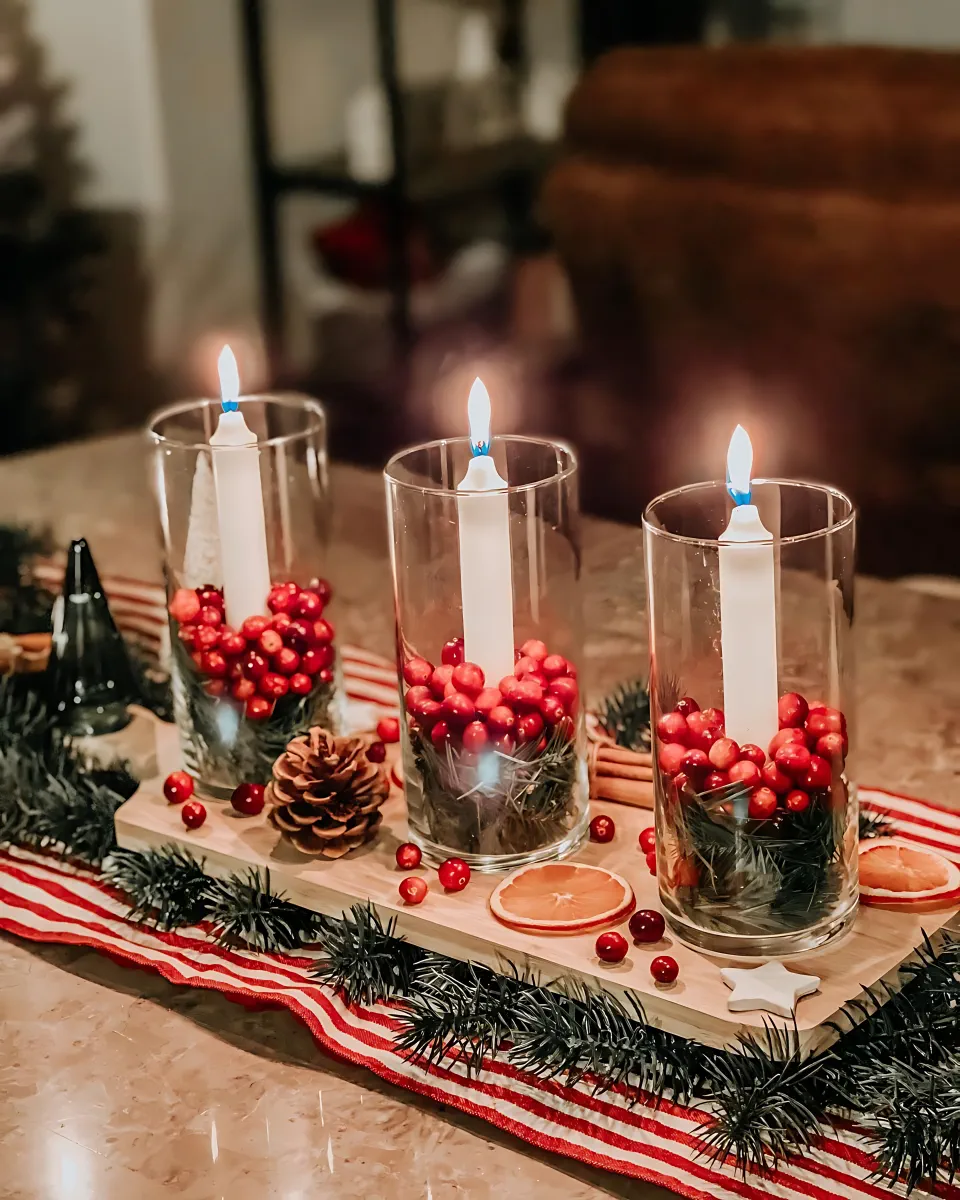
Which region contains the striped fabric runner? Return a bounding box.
[4,567,956,1198]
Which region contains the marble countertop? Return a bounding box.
[0,432,957,1199]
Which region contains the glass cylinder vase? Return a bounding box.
[384,436,589,872]
[147,394,344,798]
[643,480,857,956]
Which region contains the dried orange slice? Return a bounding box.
[489,862,635,934]
[859,838,960,911]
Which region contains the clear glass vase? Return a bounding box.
[643,480,858,956]
[147,394,344,798]
[384,436,589,872]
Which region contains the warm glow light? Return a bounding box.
[726,424,754,506]
[467,377,491,456]
[218,345,240,412]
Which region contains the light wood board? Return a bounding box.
[114,727,956,1054]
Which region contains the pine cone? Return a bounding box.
[266,727,389,858]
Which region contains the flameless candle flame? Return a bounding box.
[467,377,491,457]
[726,424,753,507]
[217,345,240,412]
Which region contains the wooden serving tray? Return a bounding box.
[114,726,955,1054]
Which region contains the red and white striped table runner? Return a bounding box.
[3,568,955,1198]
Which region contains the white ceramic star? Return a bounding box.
[720,961,821,1018]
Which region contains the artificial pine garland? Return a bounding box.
[0,527,953,1193]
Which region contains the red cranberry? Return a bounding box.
[512,679,544,710]
[638,826,656,854]
[769,727,806,758]
[267,586,295,614]
[452,662,485,697]
[403,657,434,688]
[289,673,312,695]
[312,618,335,645]
[219,630,247,658]
[775,742,812,778]
[656,711,689,746]
[178,624,198,649]
[498,675,525,705]
[802,755,832,790]
[438,857,470,891]
[629,909,665,943]
[519,638,548,663]
[707,737,740,771]
[589,813,616,843]
[196,586,224,609]
[377,716,401,743]
[778,692,809,729]
[541,654,567,679]
[701,707,724,729]
[198,605,223,629]
[194,625,220,651]
[294,590,324,619]
[516,712,545,744]
[728,760,762,790]
[658,742,688,776]
[703,770,729,791]
[679,748,710,781]
[318,668,334,685]
[240,615,269,641]
[399,876,428,905]
[163,770,194,804]
[430,720,453,749]
[231,782,265,816]
[816,731,847,762]
[761,760,793,794]
[596,931,628,964]
[245,695,274,720]
[307,578,333,604]
[232,678,257,701]
[273,646,301,676]
[301,645,333,674]
[259,672,289,700]
[739,743,766,767]
[514,655,542,680]
[806,708,846,739]
[405,685,433,715]
[669,772,691,804]
[539,694,566,725]
[684,711,714,747]
[487,706,516,736]
[547,676,578,713]
[430,664,455,699]
[396,842,422,869]
[555,715,576,742]
[271,612,293,636]
[204,679,228,697]
[442,692,476,727]
[651,956,679,984]
[748,786,779,820]
[471,688,499,719]
[181,800,206,829]
[462,721,489,753]
[201,650,228,678]
[441,638,465,667]
[258,629,284,657]
[283,619,314,652]
[491,732,516,754]
[785,789,811,814]
[243,649,269,680]
[645,849,658,872]
[674,696,700,717]
[169,588,201,623]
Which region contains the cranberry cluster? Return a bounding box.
[402,637,578,756]
[656,692,848,820]
[169,579,335,721]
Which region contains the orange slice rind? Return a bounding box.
[859,838,960,911]
[489,861,636,934]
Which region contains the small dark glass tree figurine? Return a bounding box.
[45,538,137,734]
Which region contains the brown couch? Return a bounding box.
[541,46,960,576]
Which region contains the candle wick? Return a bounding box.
[726,470,751,508]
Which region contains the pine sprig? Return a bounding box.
[396,957,522,1076]
[104,845,211,930]
[598,678,651,752]
[859,808,893,841]
[205,868,321,952]
[696,1022,835,1177]
[312,902,422,1005]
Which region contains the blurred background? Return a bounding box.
[1,0,958,577]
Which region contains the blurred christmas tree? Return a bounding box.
[0,0,103,453]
